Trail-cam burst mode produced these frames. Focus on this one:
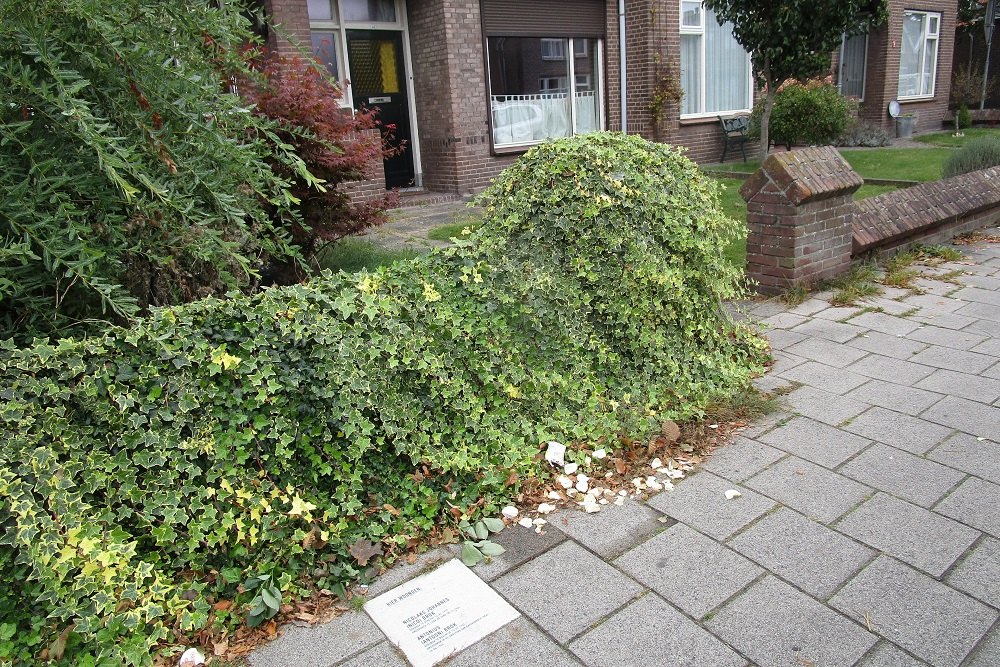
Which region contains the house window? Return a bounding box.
[541,38,567,60]
[838,33,868,100]
[488,37,603,148]
[898,10,939,99]
[308,0,344,81]
[679,1,752,118]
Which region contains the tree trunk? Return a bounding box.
[758,85,776,162]
[758,57,775,162]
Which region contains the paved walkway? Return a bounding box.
[250,232,1000,667]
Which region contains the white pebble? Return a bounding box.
[502,506,519,519]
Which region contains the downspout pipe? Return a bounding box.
[619,0,627,133]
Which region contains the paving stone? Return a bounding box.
[955,301,1000,323]
[946,537,1000,609]
[337,642,408,667]
[845,353,938,385]
[866,296,925,316]
[900,293,968,313]
[836,493,980,576]
[837,443,966,508]
[970,336,1000,356]
[770,350,807,374]
[752,373,795,394]
[765,328,807,350]
[909,278,960,297]
[250,612,384,667]
[964,626,1000,667]
[844,380,944,416]
[964,317,1000,338]
[548,499,666,559]
[934,477,1000,538]
[783,385,871,426]
[788,318,868,343]
[569,593,747,667]
[847,331,929,360]
[746,456,871,524]
[908,310,982,330]
[645,471,776,540]
[843,407,954,455]
[749,299,788,318]
[366,547,456,597]
[928,433,1000,484]
[921,396,1000,439]
[909,325,988,350]
[856,642,930,667]
[829,556,998,667]
[908,345,997,374]
[468,520,566,582]
[814,305,865,321]
[764,312,811,329]
[492,541,643,643]
[707,576,876,667]
[701,435,787,483]
[445,617,583,667]
[778,360,870,394]
[739,409,794,439]
[785,337,869,367]
[615,523,762,619]
[986,362,1000,380]
[915,368,1000,405]
[729,507,874,598]
[848,311,920,336]
[959,273,1000,290]
[788,298,833,316]
[953,286,1000,306]
[759,416,871,468]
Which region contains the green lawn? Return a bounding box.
[426,219,481,241]
[913,127,1000,148]
[705,146,954,183]
[316,237,421,273]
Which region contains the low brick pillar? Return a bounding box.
[740,147,863,295]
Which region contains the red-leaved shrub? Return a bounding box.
[243,53,401,283]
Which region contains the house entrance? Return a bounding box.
[346,30,415,188]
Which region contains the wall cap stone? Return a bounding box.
[740,146,864,206]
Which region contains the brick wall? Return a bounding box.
[740,147,864,294]
[854,166,1000,256]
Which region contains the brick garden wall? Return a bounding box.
[742,148,1000,294]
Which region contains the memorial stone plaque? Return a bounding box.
[364,559,520,667]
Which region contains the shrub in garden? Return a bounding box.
[942,136,1000,177]
[748,78,855,148]
[242,55,400,285]
[0,0,313,341]
[0,133,766,664]
[835,118,892,147]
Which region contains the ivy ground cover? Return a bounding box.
[0,134,766,664]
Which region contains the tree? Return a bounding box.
[0,0,317,341]
[704,0,888,160]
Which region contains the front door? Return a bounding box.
[346,30,414,188]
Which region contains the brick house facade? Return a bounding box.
[263,0,957,198]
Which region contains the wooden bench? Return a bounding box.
[719,115,749,162]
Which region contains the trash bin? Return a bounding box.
[895,114,916,139]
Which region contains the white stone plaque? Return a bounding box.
[364,558,520,667]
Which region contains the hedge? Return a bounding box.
[0,133,766,664]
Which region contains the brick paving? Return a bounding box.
[250,232,1000,667]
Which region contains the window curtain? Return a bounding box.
[704,8,750,113]
[680,34,700,115]
[899,14,924,97]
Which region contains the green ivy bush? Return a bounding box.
[0,133,766,664]
[748,79,855,148]
[942,135,1000,178]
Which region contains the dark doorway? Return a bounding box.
[346,30,414,188]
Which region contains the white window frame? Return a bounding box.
[574,39,589,58]
[487,37,605,149]
[575,73,593,90]
[541,38,567,60]
[897,10,940,100]
[539,76,569,93]
[678,0,753,119]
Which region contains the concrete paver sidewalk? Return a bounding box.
[250,232,1000,667]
